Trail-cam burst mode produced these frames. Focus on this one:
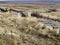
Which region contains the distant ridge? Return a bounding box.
[0,0,60,3]
[0,1,60,3]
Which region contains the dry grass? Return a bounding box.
[0,17,59,45]
[0,3,60,45]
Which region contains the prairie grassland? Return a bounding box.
[0,3,60,45]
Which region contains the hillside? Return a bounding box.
[0,3,60,45]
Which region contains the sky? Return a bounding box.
[0,0,60,2]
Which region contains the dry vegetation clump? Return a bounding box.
[0,17,60,45]
[46,8,57,13]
